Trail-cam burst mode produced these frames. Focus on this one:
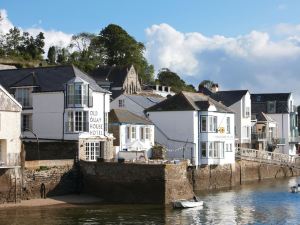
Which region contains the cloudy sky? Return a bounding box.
[1,0,300,102]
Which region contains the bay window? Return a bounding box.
[66,83,92,107]
[201,116,217,132]
[66,111,88,132]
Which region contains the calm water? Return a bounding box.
[1,177,300,225]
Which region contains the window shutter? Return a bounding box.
[88,86,93,107]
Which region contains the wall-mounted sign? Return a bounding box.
[89,110,103,136]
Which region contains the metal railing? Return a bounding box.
[236,147,298,166]
[252,132,267,140]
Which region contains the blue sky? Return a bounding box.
[2,1,300,102]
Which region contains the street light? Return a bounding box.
[23,128,40,162]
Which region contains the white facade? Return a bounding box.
[148,107,235,166]
[0,85,22,167]
[115,124,155,159]
[229,91,251,147]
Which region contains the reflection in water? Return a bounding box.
[1,177,300,224]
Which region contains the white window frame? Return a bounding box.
[67,83,90,107]
[245,107,250,118]
[66,111,88,133]
[131,126,136,139]
[118,99,125,107]
[207,141,224,159]
[15,88,32,107]
[85,142,100,161]
[201,116,217,133]
[145,127,151,140]
[226,117,231,134]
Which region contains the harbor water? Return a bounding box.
[1,177,300,225]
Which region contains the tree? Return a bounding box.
[47,46,56,64]
[57,47,69,64]
[96,24,154,83]
[157,68,195,93]
[198,80,215,91]
[4,27,23,56]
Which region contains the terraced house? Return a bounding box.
[0,65,113,162]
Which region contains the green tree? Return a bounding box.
[157,68,195,93]
[47,46,56,64]
[96,24,154,83]
[4,27,23,56]
[57,47,69,64]
[198,80,215,91]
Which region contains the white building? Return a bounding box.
[145,91,235,166]
[0,85,22,167]
[109,109,154,160]
[111,93,165,118]
[0,65,113,162]
[199,86,252,148]
[142,85,175,98]
[251,93,298,155]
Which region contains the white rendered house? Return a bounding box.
[109,109,154,160]
[0,65,113,162]
[0,85,22,167]
[251,93,298,156]
[145,91,235,166]
[199,85,252,148]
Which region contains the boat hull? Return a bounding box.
[173,200,203,208]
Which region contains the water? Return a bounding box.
[1,177,300,225]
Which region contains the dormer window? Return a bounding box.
[267,101,276,113]
[15,88,32,108]
[66,82,93,108]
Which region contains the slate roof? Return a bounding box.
[251,93,291,114]
[146,91,234,113]
[0,65,109,93]
[109,109,153,125]
[125,94,165,109]
[90,65,131,88]
[199,86,248,107]
[255,112,276,123]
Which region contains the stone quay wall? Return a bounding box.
[192,160,300,191]
[22,164,77,200]
[80,161,194,204]
[0,168,22,204]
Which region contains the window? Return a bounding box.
[242,126,250,139]
[15,88,31,107]
[119,99,125,107]
[226,117,231,134]
[145,127,151,140]
[66,83,90,107]
[127,126,130,139]
[66,111,88,132]
[201,142,207,157]
[201,116,207,132]
[207,142,225,158]
[104,112,108,133]
[85,142,100,161]
[230,144,233,152]
[140,127,144,139]
[201,116,217,132]
[131,126,136,139]
[245,107,250,118]
[267,101,276,113]
[226,143,233,152]
[22,114,32,131]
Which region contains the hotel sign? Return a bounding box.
[89,110,103,136]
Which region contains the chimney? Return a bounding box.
[156,84,159,91]
[167,86,171,93]
[211,83,219,93]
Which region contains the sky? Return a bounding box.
[1,0,300,102]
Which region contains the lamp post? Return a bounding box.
[24,128,40,163]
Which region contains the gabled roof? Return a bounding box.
[124,94,165,109]
[109,109,153,125]
[251,93,291,114]
[199,86,248,107]
[256,112,276,123]
[0,65,109,93]
[0,84,22,111]
[90,65,132,88]
[146,91,234,113]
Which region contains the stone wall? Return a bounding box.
[192,160,300,191]
[80,161,194,204]
[0,168,22,204]
[24,141,77,161]
[22,165,77,199]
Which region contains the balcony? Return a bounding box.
[252,132,267,141]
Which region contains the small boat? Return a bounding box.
[173,197,204,209]
[291,184,300,193]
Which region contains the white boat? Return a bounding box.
[291,185,299,193]
[173,199,204,208]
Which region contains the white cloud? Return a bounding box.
[0,9,72,54]
[145,23,300,103]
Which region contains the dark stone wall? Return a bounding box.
[24,141,78,161]
[22,165,77,200]
[80,161,194,204]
